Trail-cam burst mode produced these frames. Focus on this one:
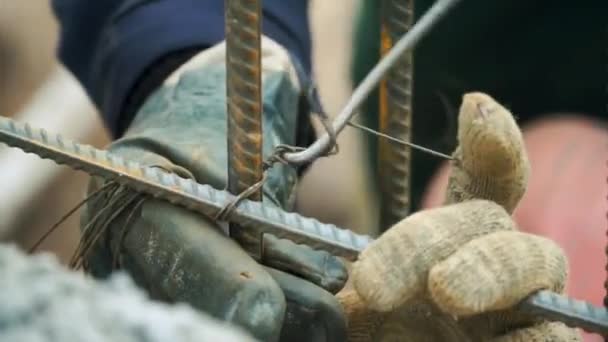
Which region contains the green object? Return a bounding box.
[353,0,607,212]
[80,53,347,342]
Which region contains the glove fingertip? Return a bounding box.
[447,92,530,213]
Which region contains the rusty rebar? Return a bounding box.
[225,0,264,200]
[378,0,414,229]
[518,290,608,336]
[1,116,608,335]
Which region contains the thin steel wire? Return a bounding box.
[68,185,126,268]
[112,196,147,268]
[346,121,453,160]
[27,181,116,253]
[215,145,297,223]
[73,192,140,271]
[282,0,463,165]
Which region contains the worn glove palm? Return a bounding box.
[79,38,347,342]
[338,92,582,341]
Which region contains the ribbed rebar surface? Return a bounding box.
[0,116,371,261]
[0,116,607,335]
[225,0,263,200]
[378,0,415,229]
[519,290,608,336]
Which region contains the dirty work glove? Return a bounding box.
[79,37,347,342]
[337,92,581,341]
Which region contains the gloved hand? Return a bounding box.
[78,37,348,342]
[337,92,582,341]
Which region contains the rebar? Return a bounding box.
[282,0,463,165]
[519,290,608,336]
[378,0,415,229]
[347,121,453,160]
[225,0,264,248]
[604,26,608,342]
[1,115,607,335]
[0,116,370,260]
[225,0,264,200]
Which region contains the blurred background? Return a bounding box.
[0,0,377,264]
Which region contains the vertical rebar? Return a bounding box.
[225,0,264,247]
[378,0,415,229]
[225,0,264,201]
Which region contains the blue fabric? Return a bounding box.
[51,0,311,137]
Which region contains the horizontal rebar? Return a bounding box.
[0,115,606,336]
[0,116,372,260]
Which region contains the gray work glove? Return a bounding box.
[79,37,347,342]
[337,92,581,341]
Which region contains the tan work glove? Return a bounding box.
[337,92,582,341]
